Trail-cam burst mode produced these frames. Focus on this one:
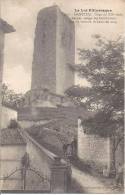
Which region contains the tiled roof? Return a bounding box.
[0,128,26,145]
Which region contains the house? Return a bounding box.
[0,127,26,190]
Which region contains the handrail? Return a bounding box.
[18,128,58,160]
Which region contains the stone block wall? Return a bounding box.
[77,119,111,170]
[18,106,92,122]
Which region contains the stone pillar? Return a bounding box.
[109,136,116,176]
[0,19,15,129]
[50,157,71,193]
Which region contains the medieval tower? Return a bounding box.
[31,5,75,95]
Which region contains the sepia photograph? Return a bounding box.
[0,0,124,193]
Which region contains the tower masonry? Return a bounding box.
[31,6,75,95]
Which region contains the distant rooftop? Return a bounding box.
[0,128,26,146]
[0,18,15,33]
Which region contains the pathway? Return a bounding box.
[71,165,123,193]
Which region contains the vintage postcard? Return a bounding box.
[0,0,124,193]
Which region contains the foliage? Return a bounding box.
[66,35,124,137]
[2,83,24,109]
[65,85,90,106]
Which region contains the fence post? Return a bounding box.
[50,157,71,193]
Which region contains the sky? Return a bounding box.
[1,0,124,93]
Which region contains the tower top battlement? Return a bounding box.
[37,5,74,23]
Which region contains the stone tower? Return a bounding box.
[31,6,75,95]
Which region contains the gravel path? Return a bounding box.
[72,165,123,193]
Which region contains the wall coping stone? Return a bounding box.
[18,128,58,160]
